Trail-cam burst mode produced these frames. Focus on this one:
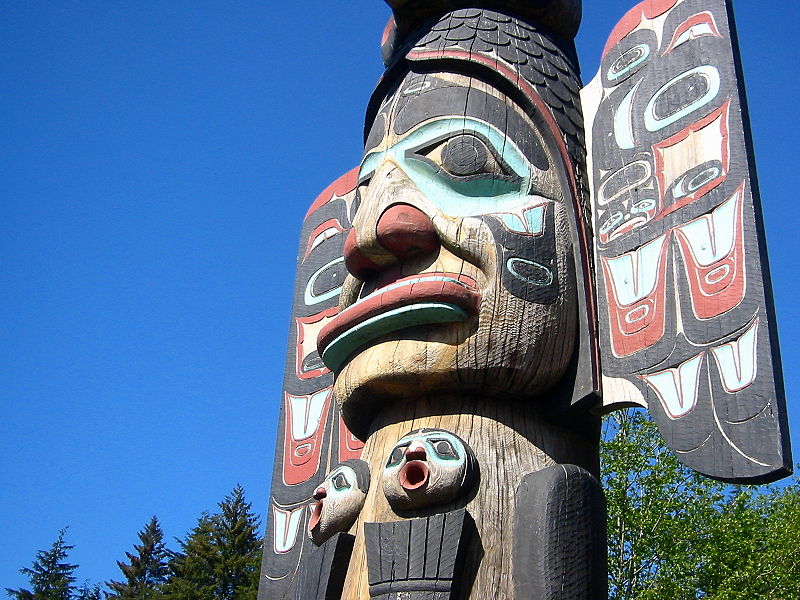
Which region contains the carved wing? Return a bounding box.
[260,170,364,600]
[581,0,791,483]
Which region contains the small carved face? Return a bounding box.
[308,460,370,545]
[382,429,476,511]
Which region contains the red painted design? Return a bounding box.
[305,167,359,218]
[601,235,670,357]
[603,0,680,58]
[304,218,345,260]
[665,12,722,54]
[296,307,339,379]
[317,273,481,356]
[381,16,395,46]
[674,184,746,320]
[282,388,333,486]
[653,101,731,219]
[338,414,364,462]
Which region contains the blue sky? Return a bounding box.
[3,1,799,592]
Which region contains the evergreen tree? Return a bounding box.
[106,516,169,600]
[212,485,262,600]
[162,485,262,600]
[162,516,217,600]
[6,528,78,600]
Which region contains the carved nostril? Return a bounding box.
[376,204,439,260]
[343,228,381,279]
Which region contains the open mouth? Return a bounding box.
[399,460,429,491]
[317,272,480,372]
[308,500,323,532]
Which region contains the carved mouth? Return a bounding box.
[308,500,323,532]
[317,273,480,371]
[399,460,429,491]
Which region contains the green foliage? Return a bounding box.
[106,516,169,600]
[6,529,79,600]
[162,485,263,600]
[602,409,800,600]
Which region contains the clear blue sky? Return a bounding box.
[3,1,799,592]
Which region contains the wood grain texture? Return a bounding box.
[340,398,600,600]
[513,465,607,600]
[581,0,792,483]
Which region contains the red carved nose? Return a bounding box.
[343,204,439,279]
[376,204,439,260]
[313,486,327,501]
[343,228,381,279]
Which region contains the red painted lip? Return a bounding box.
[308,501,323,532]
[317,273,481,355]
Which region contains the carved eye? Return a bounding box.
[440,134,490,177]
[387,444,408,467]
[407,132,519,188]
[331,472,350,491]
[431,439,458,460]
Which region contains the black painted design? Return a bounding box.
[513,465,607,600]
[586,0,791,482]
[259,173,362,600]
[365,509,469,600]
[287,533,354,600]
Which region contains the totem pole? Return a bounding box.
[259,1,792,599]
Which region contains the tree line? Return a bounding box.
[7,413,800,600]
[6,486,262,600]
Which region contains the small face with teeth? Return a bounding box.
[382,429,476,511]
[308,459,370,546]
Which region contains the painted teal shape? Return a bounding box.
[320,303,468,372]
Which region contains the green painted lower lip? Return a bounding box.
[320,302,468,372]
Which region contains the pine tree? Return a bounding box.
[212,485,262,600]
[162,485,262,600]
[162,516,217,600]
[106,516,169,600]
[6,528,78,600]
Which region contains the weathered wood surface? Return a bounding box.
[259,1,791,598]
[340,401,599,600]
[581,0,791,483]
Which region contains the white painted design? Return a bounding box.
[608,44,651,81]
[613,81,641,150]
[272,506,304,554]
[606,234,668,305]
[677,189,738,265]
[308,227,341,254]
[643,353,704,419]
[288,388,331,441]
[598,160,652,206]
[645,66,721,132]
[304,257,345,305]
[672,22,716,49]
[711,320,759,392]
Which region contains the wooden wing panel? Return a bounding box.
[582,0,791,483]
[260,170,364,599]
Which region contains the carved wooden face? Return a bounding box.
[318,71,577,427]
[382,429,475,511]
[308,460,369,546]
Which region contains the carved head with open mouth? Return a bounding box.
[308,459,370,546]
[318,65,580,436]
[382,429,476,511]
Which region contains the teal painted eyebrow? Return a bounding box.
[357,117,533,217]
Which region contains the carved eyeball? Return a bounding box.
[382,429,476,511]
[308,459,370,546]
